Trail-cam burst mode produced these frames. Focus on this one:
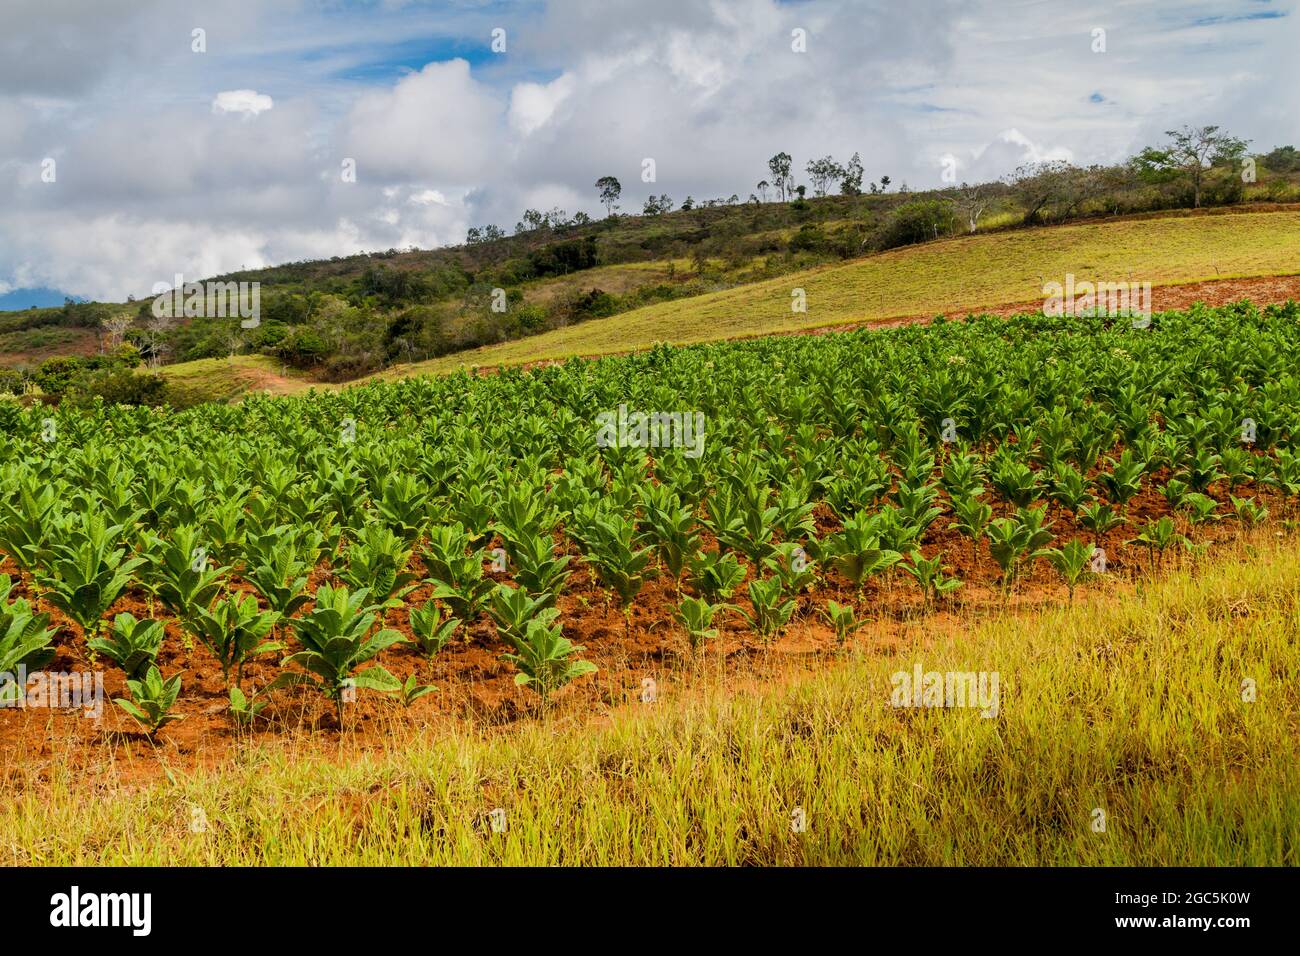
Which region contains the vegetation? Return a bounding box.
[6,127,1300,389]
[5,537,1297,865]
[113,665,184,735]
[383,210,1300,378]
[1,300,1299,740]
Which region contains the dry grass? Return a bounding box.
[4,535,1296,865]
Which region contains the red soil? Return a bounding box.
[2,471,1285,785]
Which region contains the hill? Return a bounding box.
[141,206,1300,403]
[0,287,83,311]
[375,208,1300,378]
[6,165,1300,406]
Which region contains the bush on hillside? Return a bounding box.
[874,199,959,250]
[0,368,26,396]
[65,367,168,408]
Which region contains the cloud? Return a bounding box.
[0,212,272,302]
[341,59,503,186]
[958,129,1075,182]
[0,0,166,96]
[212,90,275,116]
[409,189,449,205]
[0,0,1296,301]
[508,73,576,136]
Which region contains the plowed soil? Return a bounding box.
[2,465,1287,784]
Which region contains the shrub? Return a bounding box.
[0,368,28,395]
[274,326,331,367]
[66,367,168,408]
[874,199,958,250]
[31,356,90,395]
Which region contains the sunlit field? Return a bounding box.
[4,533,1296,866]
[387,209,1300,376]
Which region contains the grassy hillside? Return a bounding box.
[18,206,1300,403]
[6,536,1295,865]
[155,354,322,405]
[378,209,1300,377]
[7,150,1300,389]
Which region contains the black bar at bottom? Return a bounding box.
[0,866,1287,942]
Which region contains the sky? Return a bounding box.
[0,0,1296,303]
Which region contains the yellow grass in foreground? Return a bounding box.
[3,536,1297,865]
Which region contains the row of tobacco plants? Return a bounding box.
[2,301,1299,734]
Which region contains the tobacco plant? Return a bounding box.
[1043,538,1095,603]
[673,595,730,652]
[827,512,902,591]
[114,665,184,735]
[500,618,597,705]
[409,600,460,658]
[37,514,145,636]
[185,592,281,689]
[141,524,229,622]
[0,574,56,703]
[740,577,796,641]
[901,550,962,607]
[278,584,406,726]
[578,513,655,613]
[687,550,747,603]
[822,599,860,646]
[88,612,165,680]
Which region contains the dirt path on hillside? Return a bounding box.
[234,363,319,396]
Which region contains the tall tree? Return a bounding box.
[1133,125,1249,208]
[144,314,174,368]
[516,208,546,233]
[1004,160,1076,224]
[101,314,133,351]
[806,155,845,197]
[1262,145,1300,173]
[595,176,622,217]
[952,183,990,233]
[840,152,865,195]
[642,194,674,216]
[767,152,793,201]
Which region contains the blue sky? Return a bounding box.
[0,0,1296,303]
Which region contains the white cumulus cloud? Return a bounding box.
[342,60,502,185]
[508,73,576,136]
[212,89,274,116]
[409,189,449,205]
[0,0,1295,302]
